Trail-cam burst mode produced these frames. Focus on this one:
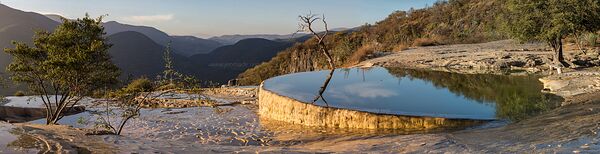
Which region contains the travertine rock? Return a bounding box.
[258,85,483,130]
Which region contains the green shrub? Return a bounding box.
[123,77,154,93]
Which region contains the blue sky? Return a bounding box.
[1,0,437,37]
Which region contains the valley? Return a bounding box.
[1,0,600,153]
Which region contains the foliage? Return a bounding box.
[346,43,381,66]
[156,42,200,89]
[123,78,153,93]
[583,32,599,47]
[386,68,561,121]
[392,43,409,52]
[97,77,157,135]
[504,0,600,66]
[3,14,120,124]
[238,0,508,85]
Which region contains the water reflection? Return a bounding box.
[386,68,562,121]
[312,69,334,105]
[263,67,561,121]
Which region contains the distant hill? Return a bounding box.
[107,31,168,78]
[0,4,306,87]
[90,21,222,56]
[238,0,508,85]
[170,35,222,56]
[209,33,308,45]
[0,4,60,95]
[103,21,171,45]
[103,21,223,56]
[190,38,293,71]
[208,27,356,45]
[44,14,65,23]
[0,4,59,74]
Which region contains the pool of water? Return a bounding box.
[263,67,561,121]
[1,96,50,108]
[0,123,42,153]
[0,96,88,123]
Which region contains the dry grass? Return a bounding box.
[393,43,410,52]
[345,44,379,66]
[412,38,439,47]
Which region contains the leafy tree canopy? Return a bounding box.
[505,0,600,66]
[4,14,120,124]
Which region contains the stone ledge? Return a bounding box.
[258,85,485,130]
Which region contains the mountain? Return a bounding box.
[238,0,508,85]
[107,31,168,78]
[103,21,172,46]
[0,4,302,87]
[44,14,65,23]
[170,36,222,56]
[0,4,59,74]
[208,27,356,45]
[209,33,308,45]
[0,4,60,95]
[190,38,293,71]
[104,21,223,56]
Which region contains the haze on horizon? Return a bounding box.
[0,0,436,38]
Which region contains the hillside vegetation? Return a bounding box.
[238,0,508,85]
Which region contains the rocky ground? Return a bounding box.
[2,39,600,153]
[360,40,600,74]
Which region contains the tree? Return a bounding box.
[156,42,199,89]
[4,15,120,125]
[505,0,600,67]
[298,13,335,104]
[161,42,177,85]
[298,13,335,70]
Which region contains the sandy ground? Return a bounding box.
[2,40,600,153]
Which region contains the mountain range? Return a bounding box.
[209,34,308,45]
[0,3,305,94]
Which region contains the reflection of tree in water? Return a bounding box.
[312,69,335,105]
[386,68,562,121]
[314,67,375,105]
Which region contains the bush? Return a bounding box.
[14,91,25,97]
[124,78,153,93]
[156,83,178,91]
[412,38,439,47]
[584,33,599,47]
[393,43,410,51]
[346,44,380,66]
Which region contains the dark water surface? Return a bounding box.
[263,67,561,121]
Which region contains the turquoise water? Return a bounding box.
[263,67,560,121]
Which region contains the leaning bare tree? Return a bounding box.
[298,13,336,104]
[298,13,335,70]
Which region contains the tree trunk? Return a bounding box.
[550,37,570,67]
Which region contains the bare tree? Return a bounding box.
[298,13,335,69]
[298,13,335,105]
[95,78,169,135]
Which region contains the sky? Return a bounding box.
[1,0,437,38]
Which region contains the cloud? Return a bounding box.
[342,83,398,98]
[122,14,174,23]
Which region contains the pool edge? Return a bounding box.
[258,83,487,130]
